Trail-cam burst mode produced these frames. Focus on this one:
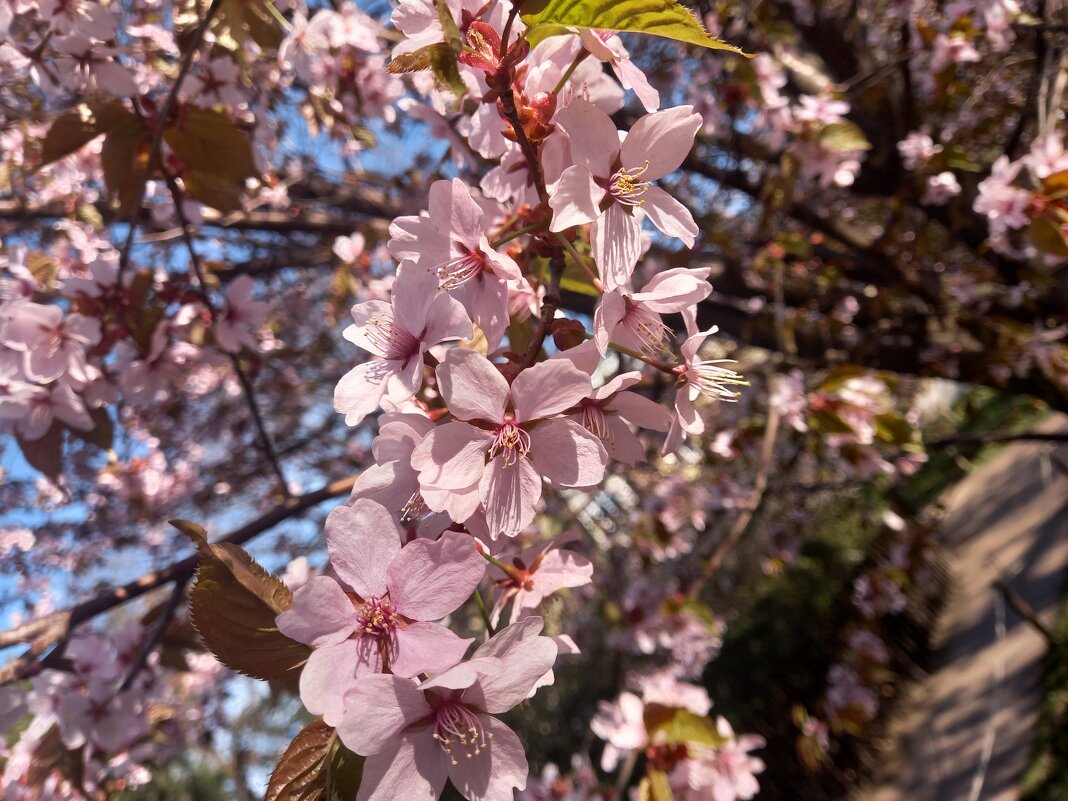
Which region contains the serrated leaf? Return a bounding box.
[17,425,63,481]
[175,520,311,682]
[26,252,58,288]
[164,108,258,211]
[819,121,871,152]
[520,0,747,54]
[265,722,363,801]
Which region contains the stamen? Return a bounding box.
[488,419,531,466]
[432,701,492,765]
[400,491,430,523]
[579,400,609,440]
[356,596,400,638]
[685,359,748,402]
[437,248,485,290]
[609,161,652,206]
[361,310,419,359]
[624,303,672,355]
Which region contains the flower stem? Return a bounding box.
[492,220,548,248]
[552,232,603,291]
[472,590,495,636]
[552,50,590,95]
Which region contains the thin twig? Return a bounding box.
[119,577,189,692]
[522,249,565,366]
[688,391,781,599]
[927,431,1068,448]
[163,170,291,498]
[113,0,224,289]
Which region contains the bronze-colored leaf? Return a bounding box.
[174,520,310,682]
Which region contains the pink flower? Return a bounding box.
[276,499,486,726]
[16,383,93,441]
[0,302,101,384]
[669,719,765,801]
[335,263,471,426]
[923,171,961,205]
[490,535,594,625]
[53,34,138,97]
[577,29,660,112]
[594,267,714,356]
[185,57,245,107]
[591,691,647,770]
[548,100,702,290]
[974,156,1031,232]
[897,131,942,171]
[664,326,746,453]
[333,232,366,263]
[56,680,146,753]
[411,349,607,539]
[337,617,558,801]
[215,275,269,353]
[389,178,521,350]
[350,412,437,522]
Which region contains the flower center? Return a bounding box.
[683,359,747,401]
[579,399,609,440]
[356,596,399,638]
[432,700,491,765]
[437,248,486,290]
[400,490,429,523]
[624,301,671,355]
[488,419,531,466]
[363,310,419,360]
[609,161,651,206]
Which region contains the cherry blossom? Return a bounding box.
[411,349,607,539]
[548,99,702,290]
[214,275,269,354]
[335,263,471,426]
[337,617,558,801]
[276,499,486,726]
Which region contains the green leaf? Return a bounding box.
[647,708,729,747]
[175,520,311,683]
[520,0,747,54]
[265,722,363,801]
[163,109,259,211]
[219,0,285,51]
[819,121,872,152]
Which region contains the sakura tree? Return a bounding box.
[0,0,1065,800]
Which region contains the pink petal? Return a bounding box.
[601,416,647,465]
[448,715,529,801]
[468,617,558,713]
[346,300,395,358]
[549,166,605,232]
[640,186,699,247]
[631,266,712,311]
[591,203,642,292]
[299,640,377,727]
[422,482,482,522]
[431,178,486,248]
[338,674,431,756]
[326,500,403,598]
[391,622,474,678]
[419,656,503,692]
[388,529,486,620]
[276,576,357,647]
[388,215,450,269]
[334,359,391,426]
[391,262,441,337]
[354,726,448,801]
[451,272,510,352]
[614,58,660,112]
[593,291,627,354]
[421,292,473,345]
[604,390,672,431]
[554,99,619,178]
[411,422,493,490]
[549,338,601,374]
[436,348,509,423]
[529,418,608,488]
[620,105,701,181]
[479,457,542,540]
[511,359,593,422]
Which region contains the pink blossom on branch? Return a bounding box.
[276,499,485,726]
[337,617,558,801]
[411,349,608,539]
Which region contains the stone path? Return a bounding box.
[855,416,1068,801]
